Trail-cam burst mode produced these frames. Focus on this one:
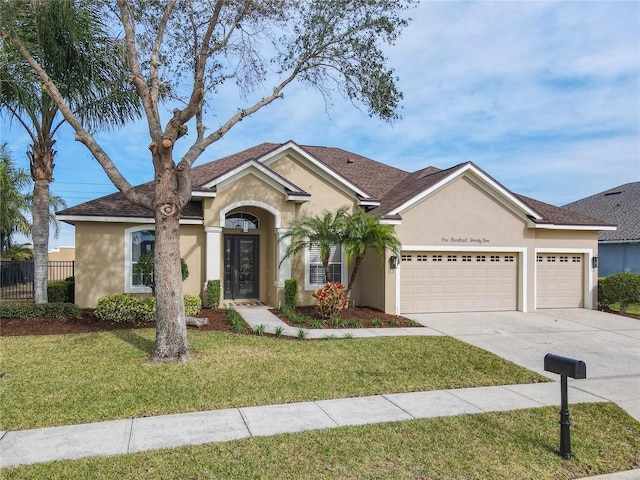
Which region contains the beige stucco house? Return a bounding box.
[57,141,614,314]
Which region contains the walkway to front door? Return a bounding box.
[224,235,259,300]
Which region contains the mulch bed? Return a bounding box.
[270,306,419,329]
[3,306,633,338]
[0,305,417,336]
[0,308,230,337]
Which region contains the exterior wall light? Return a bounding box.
[390,255,399,269]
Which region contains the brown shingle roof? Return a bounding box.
[57,141,613,229]
[299,144,410,199]
[515,194,614,228]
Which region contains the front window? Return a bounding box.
[125,227,155,293]
[131,230,155,286]
[306,245,344,289]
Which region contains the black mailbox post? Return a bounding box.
[544,353,587,459]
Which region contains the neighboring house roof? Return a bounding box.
[563,182,640,242]
[56,141,613,230]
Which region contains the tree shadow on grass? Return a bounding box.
[109,328,155,354]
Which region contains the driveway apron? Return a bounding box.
[407,308,640,422]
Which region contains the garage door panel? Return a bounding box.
[401,252,517,313]
[460,284,473,294]
[536,254,584,308]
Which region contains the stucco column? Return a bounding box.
[276,228,292,286]
[205,226,223,282]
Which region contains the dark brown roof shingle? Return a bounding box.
[57,141,614,229]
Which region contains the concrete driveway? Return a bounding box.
[407,309,640,422]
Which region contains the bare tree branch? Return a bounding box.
[116,0,162,138]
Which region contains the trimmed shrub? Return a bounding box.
[284,279,297,309]
[184,294,202,316]
[206,279,221,308]
[95,293,203,323]
[47,278,74,303]
[0,302,81,320]
[95,294,156,323]
[312,281,348,319]
[598,272,640,313]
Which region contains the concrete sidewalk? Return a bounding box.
[0,382,607,468]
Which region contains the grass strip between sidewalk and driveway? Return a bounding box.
[2,403,639,479]
[0,329,547,430]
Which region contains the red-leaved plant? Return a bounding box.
[312,281,349,319]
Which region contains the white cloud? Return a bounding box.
[2,0,638,249]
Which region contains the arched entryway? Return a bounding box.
[223,213,260,300]
[207,201,288,305]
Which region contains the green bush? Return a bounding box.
[47,278,74,303]
[184,294,202,316]
[598,272,640,313]
[95,293,203,323]
[206,279,221,308]
[284,279,297,309]
[0,302,81,320]
[95,294,156,323]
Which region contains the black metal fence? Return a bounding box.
[0,261,75,300]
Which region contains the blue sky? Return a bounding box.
[2,0,639,249]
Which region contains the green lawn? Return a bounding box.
[1,329,546,430]
[609,302,640,316]
[3,403,639,480]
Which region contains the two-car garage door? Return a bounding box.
[400,251,585,313]
[400,252,518,313]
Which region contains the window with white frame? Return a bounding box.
[306,245,344,289]
[125,227,155,293]
[225,212,259,231]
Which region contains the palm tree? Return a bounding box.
[0,144,31,257]
[279,207,349,283]
[1,0,141,303]
[3,243,34,261]
[342,208,401,298]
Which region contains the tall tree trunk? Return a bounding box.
[152,209,188,362]
[150,147,188,363]
[345,253,366,299]
[32,179,50,303]
[28,138,55,304]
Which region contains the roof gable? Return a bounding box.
[380,162,542,221]
[197,158,310,202]
[257,141,379,204]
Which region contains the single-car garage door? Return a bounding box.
[536,254,584,308]
[400,252,518,313]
